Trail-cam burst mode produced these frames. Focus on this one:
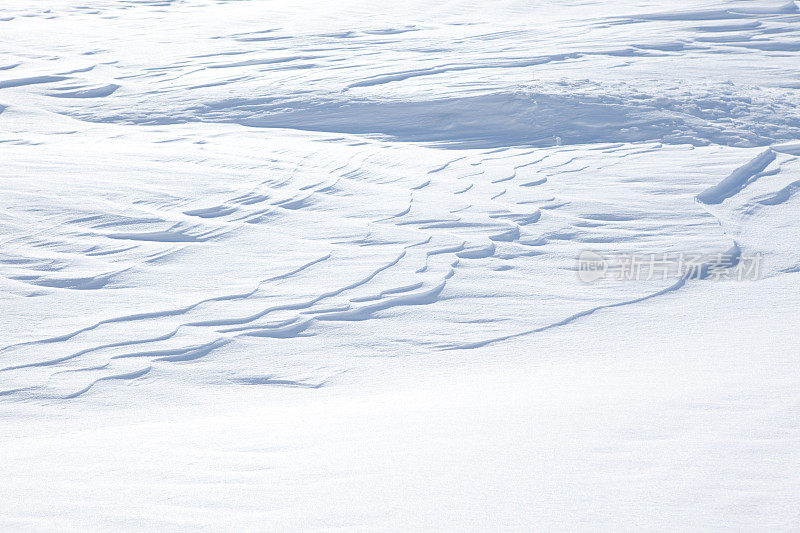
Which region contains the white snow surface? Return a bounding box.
[1,0,799,530]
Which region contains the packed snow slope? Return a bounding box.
[1,0,799,530]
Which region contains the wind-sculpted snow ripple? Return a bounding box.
[2,124,782,399]
[1,0,799,399]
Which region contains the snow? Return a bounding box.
[1,0,799,530]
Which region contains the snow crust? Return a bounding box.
[1,0,799,529]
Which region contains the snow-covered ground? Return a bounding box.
[1,0,799,530]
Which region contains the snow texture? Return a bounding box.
[1,0,799,530]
